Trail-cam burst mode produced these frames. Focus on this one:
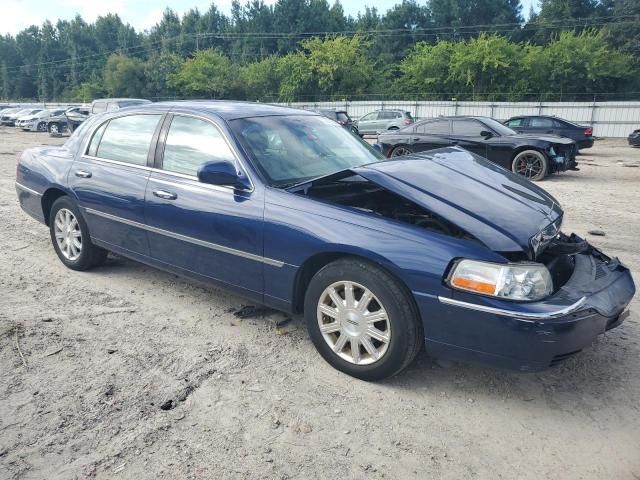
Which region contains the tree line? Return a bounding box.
[0,0,638,103]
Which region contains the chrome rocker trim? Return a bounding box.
[437,296,588,321]
[84,207,285,268]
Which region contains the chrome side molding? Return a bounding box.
[438,296,587,320]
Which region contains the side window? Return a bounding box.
[86,122,108,157]
[361,112,378,122]
[451,119,486,136]
[162,116,236,176]
[505,118,523,127]
[92,102,107,114]
[95,114,161,165]
[416,120,449,135]
[106,102,119,112]
[380,111,395,120]
[530,117,554,128]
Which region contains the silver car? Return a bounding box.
[355,109,414,136]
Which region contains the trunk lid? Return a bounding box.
[353,147,563,257]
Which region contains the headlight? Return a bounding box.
[447,259,553,301]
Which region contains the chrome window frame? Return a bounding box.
[80,110,255,193]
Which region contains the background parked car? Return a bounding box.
[355,109,414,135]
[504,115,594,150]
[629,129,640,146]
[47,106,90,136]
[0,108,24,125]
[315,109,358,134]
[90,98,151,114]
[1,107,40,126]
[377,115,577,181]
[19,109,67,131]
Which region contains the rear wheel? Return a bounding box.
[49,197,107,271]
[391,145,414,157]
[304,258,423,381]
[511,150,548,181]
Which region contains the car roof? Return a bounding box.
[92,98,150,103]
[138,100,319,121]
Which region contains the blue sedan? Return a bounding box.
[15,101,635,380]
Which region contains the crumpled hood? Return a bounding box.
[353,147,563,256]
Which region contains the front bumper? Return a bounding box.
[628,135,640,146]
[419,247,635,371]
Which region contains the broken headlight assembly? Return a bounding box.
[447,259,553,301]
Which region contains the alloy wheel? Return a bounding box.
[391,147,413,157]
[317,281,391,365]
[514,153,543,178]
[54,208,82,261]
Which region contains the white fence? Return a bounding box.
[283,100,640,138]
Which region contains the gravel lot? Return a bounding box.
[1,128,639,480]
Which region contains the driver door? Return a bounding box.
[450,119,490,158]
[144,114,264,300]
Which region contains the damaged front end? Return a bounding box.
[548,142,578,172]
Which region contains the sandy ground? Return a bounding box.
[0,128,639,480]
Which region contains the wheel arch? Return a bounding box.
[291,249,416,316]
[41,186,76,226]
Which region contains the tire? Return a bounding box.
[391,145,414,157]
[304,258,423,381]
[48,123,60,136]
[49,196,108,271]
[511,150,548,181]
[388,126,399,131]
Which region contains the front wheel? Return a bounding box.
[49,197,108,271]
[48,123,60,136]
[304,258,423,381]
[511,150,548,181]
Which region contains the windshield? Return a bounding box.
[483,117,516,136]
[230,115,384,186]
[35,110,51,118]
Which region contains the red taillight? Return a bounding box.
[338,120,344,125]
[403,119,411,125]
[585,127,592,136]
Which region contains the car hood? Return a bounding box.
[353,147,563,257]
[506,133,575,144]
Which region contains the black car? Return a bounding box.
[377,116,577,181]
[504,115,594,150]
[315,109,358,135]
[46,106,90,136]
[628,129,640,146]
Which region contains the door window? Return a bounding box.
[162,116,236,176]
[92,102,107,114]
[451,119,486,136]
[505,118,524,127]
[416,120,450,135]
[530,117,555,128]
[95,114,161,165]
[360,112,379,122]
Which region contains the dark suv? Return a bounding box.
[504,115,594,150]
[315,109,358,135]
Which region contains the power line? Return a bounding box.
[4,14,637,72]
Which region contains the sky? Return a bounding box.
[1,0,537,35]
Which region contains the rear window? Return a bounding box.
[94,114,161,166]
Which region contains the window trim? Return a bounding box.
[82,112,164,168]
[155,112,255,193]
[415,119,451,135]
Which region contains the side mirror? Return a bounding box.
[197,161,251,190]
[480,130,493,139]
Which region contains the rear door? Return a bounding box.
[411,119,453,152]
[144,113,264,300]
[526,116,556,135]
[70,113,163,257]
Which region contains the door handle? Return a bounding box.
[152,189,177,200]
[75,170,92,178]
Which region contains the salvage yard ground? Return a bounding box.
[1,128,639,480]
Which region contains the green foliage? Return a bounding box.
[103,54,147,97]
[0,1,638,102]
[167,49,239,98]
